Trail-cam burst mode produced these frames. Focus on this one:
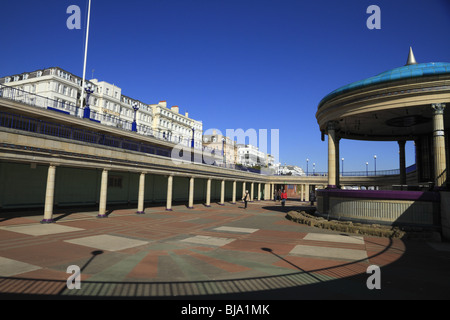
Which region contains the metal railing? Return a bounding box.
[0,83,209,151]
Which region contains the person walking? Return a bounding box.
[242,190,250,209]
[281,189,287,207]
[277,189,282,202]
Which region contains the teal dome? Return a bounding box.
[319,62,450,108]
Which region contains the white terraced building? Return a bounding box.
[0,67,203,148]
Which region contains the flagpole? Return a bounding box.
[79,0,91,116]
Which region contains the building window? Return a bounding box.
[108,176,122,188]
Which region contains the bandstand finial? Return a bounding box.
[406,47,417,65]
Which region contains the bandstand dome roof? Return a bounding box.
[319,62,450,108]
[316,48,450,141]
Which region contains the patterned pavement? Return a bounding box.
[1,200,450,300]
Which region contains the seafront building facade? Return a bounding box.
[0,67,203,148]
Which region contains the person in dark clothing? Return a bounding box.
[242,190,250,209]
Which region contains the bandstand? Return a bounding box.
[315,48,450,239]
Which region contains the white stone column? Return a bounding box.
[327,121,338,188]
[206,178,211,207]
[432,103,447,188]
[137,172,145,214]
[232,180,236,204]
[271,183,275,200]
[97,169,108,218]
[305,184,310,202]
[251,182,254,201]
[257,183,261,201]
[242,182,246,200]
[41,164,56,223]
[219,180,225,205]
[188,177,194,209]
[166,175,173,211]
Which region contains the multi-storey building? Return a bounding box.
[150,101,203,148]
[202,130,237,165]
[0,67,202,148]
[236,144,268,167]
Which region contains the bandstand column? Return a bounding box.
[98,169,109,218]
[188,177,195,209]
[305,184,310,202]
[220,180,225,205]
[251,182,254,201]
[137,172,145,214]
[432,103,447,188]
[398,140,407,185]
[166,175,173,211]
[242,182,246,199]
[327,121,338,188]
[206,178,211,207]
[336,136,341,188]
[41,164,56,223]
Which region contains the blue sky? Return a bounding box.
[1,0,450,172]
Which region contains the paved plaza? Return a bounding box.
[0,200,450,300]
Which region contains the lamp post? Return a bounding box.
[132,102,139,132]
[306,158,309,176]
[83,83,93,119]
[366,162,369,176]
[313,162,315,175]
[341,157,344,176]
[374,155,377,176]
[222,138,226,165]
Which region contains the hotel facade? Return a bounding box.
[0,67,203,149]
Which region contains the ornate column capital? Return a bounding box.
[327,120,338,132]
[432,103,446,114]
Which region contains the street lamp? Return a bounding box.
[313,162,315,175]
[132,102,139,132]
[374,155,377,176]
[83,82,94,119]
[306,158,309,176]
[341,157,344,176]
[222,138,226,165]
[366,162,369,176]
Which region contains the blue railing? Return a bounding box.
[0,83,210,152]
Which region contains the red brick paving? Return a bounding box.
[1,200,449,300]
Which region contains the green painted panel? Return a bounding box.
[54,167,98,205]
[173,176,189,201]
[151,174,167,201]
[0,162,47,207]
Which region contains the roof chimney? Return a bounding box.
[159,101,167,108]
[171,105,179,113]
[185,111,189,118]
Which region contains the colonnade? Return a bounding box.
[39,167,280,223]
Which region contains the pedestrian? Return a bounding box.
[281,189,287,207]
[242,190,250,209]
[273,189,277,201]
[277,189,281,201]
